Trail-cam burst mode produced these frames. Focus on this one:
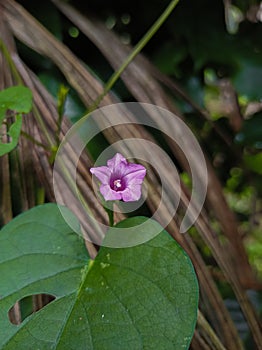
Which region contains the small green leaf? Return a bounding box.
[0,115,22,156]
[57,84,69,118]
[0,86,32,124]
[0,86,33,156]
[0,207,198,349]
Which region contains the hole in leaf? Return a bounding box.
[8,293,56,325]
[5,135,13,144]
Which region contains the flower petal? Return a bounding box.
[123,165,146,185]
[90,166,111,184]
[100,184,122,201]
[121,185,143,202]
[107,153,127,172]
[113,161,129,180]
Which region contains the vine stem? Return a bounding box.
[105,203,114,227]
[20,131,50,151]
[89,0,180,111]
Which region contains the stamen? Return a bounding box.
[113,179,122,190]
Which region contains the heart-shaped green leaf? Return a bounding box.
[0,205,198,349]
[0,204,89,349]
[0,86,32,124]
[0,115,22,156]
[0,86,33,156]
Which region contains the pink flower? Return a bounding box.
[90,153,146,202]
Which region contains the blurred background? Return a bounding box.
[17,0,262,274]
[1,0,262,348]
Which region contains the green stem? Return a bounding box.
[89,0,180,111]
[20,131,50,151]
[31,105,55,150]
[56,85,69,146]
[0,40,22,84]
[106,206,114,227]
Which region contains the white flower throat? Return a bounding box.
[113,179,122,190]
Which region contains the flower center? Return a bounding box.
[110,177,125,192]
[114,179,122,189]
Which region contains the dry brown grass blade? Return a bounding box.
[0,148,12,225]
[183,233,243,350]
[0,19,15,225]
[1,0,261,347]
[0,96,12,225]
[0,8,104,256]
[0,14,41,324]
[50,0,258,291]
[0,14,38,216]
[1,0,113,108]
[193,311,228,350]
[10,57,105,257]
